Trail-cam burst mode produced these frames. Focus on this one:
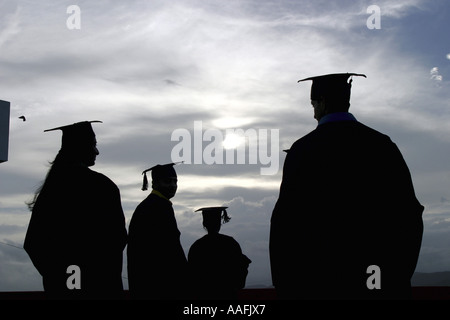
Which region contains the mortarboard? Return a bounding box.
[44,120,102,150]
[195,206,231,224]
[298,73,366,101]
[141,162,182,191]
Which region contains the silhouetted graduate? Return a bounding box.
[270,73,424,299]
[188,207,251,300]
[24,121,127,299]
[127,162,188,299]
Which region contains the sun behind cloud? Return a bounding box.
[222,132,245,149]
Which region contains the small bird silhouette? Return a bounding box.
[18,116,26,122]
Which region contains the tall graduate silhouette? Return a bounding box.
[270,73,424,299]
[127,162,188,299]
[24,121,127,299]
[188,207,251,300]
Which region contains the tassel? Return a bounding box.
[222,209,231,224]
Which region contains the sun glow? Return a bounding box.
[222,133,245,149]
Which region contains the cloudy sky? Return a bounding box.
[0,0,449,291]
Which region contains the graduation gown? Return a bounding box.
[127,192,188,299]
[270,116,424,299]
[188,233,251,300]
[24,164,127,299]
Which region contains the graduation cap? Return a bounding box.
[195,206,231,224]
[298,73,366,101]
[44,120,102,150]
[141,162,182,191]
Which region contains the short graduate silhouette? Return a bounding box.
[127,162,188,299]
[24,121,127,299]
[270,73,424,299]
[188,207,251,300]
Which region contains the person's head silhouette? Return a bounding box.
[27,121,102,211]
[298,73,366,121]
[141,163,180,199]
[195,207,230,234]
[44,120,102,167]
